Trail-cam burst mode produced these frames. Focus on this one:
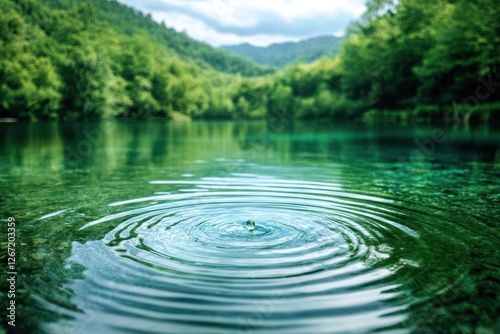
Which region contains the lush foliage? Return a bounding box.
[221,36,344,68]
[0,0,246,120]
[230,0,500,121]
[41,0,274,77]
[1,0,499,121]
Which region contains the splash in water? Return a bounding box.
[246,219,255,232]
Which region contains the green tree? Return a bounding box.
[0,53,62,119]
[0,3,61,119]
[60,39,131,120]
[416,0,500,105]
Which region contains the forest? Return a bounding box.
[0,0,499,122]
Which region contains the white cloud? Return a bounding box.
[151,12,304,47]
[118,0,366,46]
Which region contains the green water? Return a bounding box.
[0,121,499,333]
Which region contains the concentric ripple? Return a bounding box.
[47,175,466,333]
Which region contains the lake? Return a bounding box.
[1,121,499,333]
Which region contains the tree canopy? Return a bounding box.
[0,0,241,120]
[229,0,500,122]
[1,0,498,122]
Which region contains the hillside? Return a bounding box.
[227,0,500,123]
[0,0,248,120]
[221,36,344,68]
[39,0,273,77]
[2,0,498,123]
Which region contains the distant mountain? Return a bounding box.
[221,35,344,68]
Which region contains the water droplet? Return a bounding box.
[246,220,255,232]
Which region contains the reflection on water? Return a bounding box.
[0,121,499,333]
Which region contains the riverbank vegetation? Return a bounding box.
[1,0,499,122]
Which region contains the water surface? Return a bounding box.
[0,121,499,333]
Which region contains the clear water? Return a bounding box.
[0,121,499,333]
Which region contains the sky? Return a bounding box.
[117,0,367,47]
